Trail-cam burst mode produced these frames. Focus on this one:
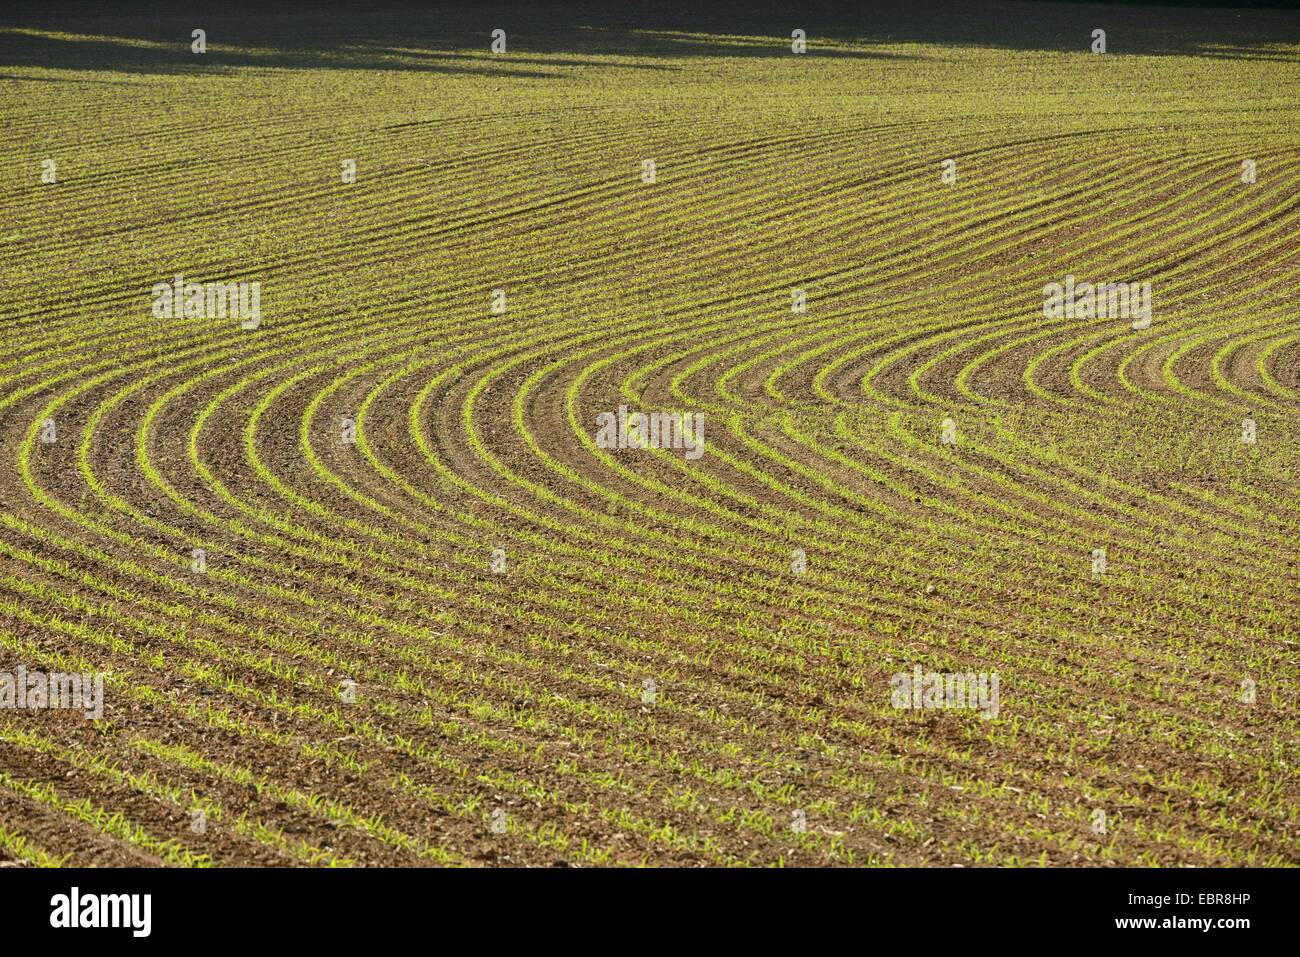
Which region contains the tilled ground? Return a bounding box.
[0,0,1297,867]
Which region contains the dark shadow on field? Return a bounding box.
[0,24,570,79]
[0,71,134,83]
[0,0,1297,78]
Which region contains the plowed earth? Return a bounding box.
[0,1,1296,867]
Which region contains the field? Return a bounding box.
[0,0,1297,868]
